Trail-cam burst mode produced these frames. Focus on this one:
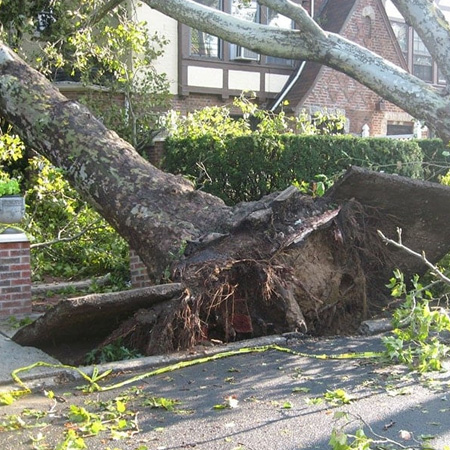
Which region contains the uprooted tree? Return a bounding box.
[4,0,450,357]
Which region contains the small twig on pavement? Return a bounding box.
[355,413,419,449]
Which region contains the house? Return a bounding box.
[134,0,449,138]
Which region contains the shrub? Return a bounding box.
[418,138,450,181]
[164,134,424,205]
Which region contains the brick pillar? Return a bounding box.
[142,138,166,168]
[129,249,152,288]
[0,231,32,317]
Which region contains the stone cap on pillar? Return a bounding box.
[0,230,29,243]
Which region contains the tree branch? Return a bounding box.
[258,0,326,36]
[391,0,450,88]
[378,228,450,286]
[88,0,124,27]
[30,220,104,250]
[143,0,315,59]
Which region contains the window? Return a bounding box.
[190,0,222,58]
[387,123,413,136]
[187,0,298,65]
[391,21,408,59]
[391,20,443,84]
[230,0,260,61]
[412,31,432,82]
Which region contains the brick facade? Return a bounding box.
[298,0,411,136]
[0,232,32,317]
[129,249,152,288]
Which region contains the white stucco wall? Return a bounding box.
[228,70,260,91]
[265,73,289,93]
[134,2,179,94]
[187,66,223,88]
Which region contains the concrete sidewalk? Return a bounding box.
[0,316,63,391]
[0,321,450,450]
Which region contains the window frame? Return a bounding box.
[391,20,444,85]
[187,0,296,67]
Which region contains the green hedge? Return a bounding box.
[417,139,450,181]
[163,134,424,205]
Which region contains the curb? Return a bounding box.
[2,318,394,393]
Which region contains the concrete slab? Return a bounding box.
[0,331,61,393]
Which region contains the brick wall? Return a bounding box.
[129,249,152,288]
[300,0,411,136]
[0,232,32,317]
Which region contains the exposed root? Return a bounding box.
[97,198,395,356]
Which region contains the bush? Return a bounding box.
[417,138,450,181]
[164,134,424,205]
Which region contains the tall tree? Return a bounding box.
[2,0,450,353]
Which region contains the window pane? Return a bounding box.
[190,0,221,58]
[413,32,430,56]
[438,67,446,84]
[413,31,432,82]
[413,60,433,82]
[230,0,259,61]
[391,21,408,60]
[266,9,294,65]
[387,123,413,136]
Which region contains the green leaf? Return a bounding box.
[292,387,310,394]
[0,393,15,405]
[213,404,227,410]
[116,399,126,413]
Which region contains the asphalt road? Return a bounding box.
[1,334,449,450]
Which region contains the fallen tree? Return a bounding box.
[14,167,450,363]
[2,2,450,358]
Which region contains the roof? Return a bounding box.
[270,0,358,110]
[270,0,407,111]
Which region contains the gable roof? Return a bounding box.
[269,0,405,111]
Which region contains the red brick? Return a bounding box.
[10,264,30,271]
[2,300,27,308]
[11,292,31,300]
[3,286,22,293]
[0,271,20,279]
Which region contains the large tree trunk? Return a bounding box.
[0,43,230,280]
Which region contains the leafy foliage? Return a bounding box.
[383,269,450,372]
[163,96,424,204]
[85,340,142,365]
[0,176,20,196]
[164,132,424,205]
[0,128,129,283]
[0,0,171,153]
[418,138,450,181]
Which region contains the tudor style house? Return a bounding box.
[133,0,450,138]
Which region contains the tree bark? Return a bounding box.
[0,43,230,280]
